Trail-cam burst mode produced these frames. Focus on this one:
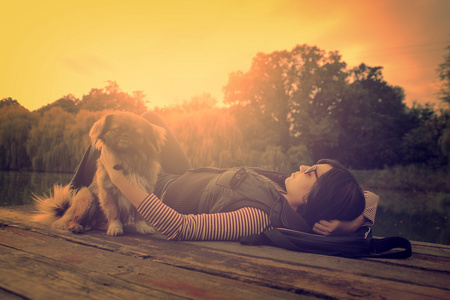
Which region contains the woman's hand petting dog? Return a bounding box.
[100,147,125,186]
[101,146,151,211]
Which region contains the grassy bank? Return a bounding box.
[353,164,450,193]
[352,165,450,244]
[353,165,450,215]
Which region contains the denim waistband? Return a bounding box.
[154,173,179,199]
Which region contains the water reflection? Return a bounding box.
[373,208,450,245]
[368,188,450,245]
[1,171,73,206]
[1,171,449,245]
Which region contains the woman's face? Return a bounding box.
[285,164,333,210]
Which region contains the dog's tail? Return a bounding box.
[33,184,73,224]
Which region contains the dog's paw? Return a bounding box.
[135,221,156,235]
[52,219,68,230]
[107,221,123,236]
[69,223,84,234]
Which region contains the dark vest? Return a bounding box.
[195,167,311,232]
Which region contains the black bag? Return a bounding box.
[239,227,412,259]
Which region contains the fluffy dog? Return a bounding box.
[34,112,166,236]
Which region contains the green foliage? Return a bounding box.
[440,126,450,158]
[224,45,448,169]
[78,81,148,114]
[354,164,450,193]
[328,64,411,168]
[437,45,450,105]
[179,93,218,112]
[156,104,295,173]
[287,145,314,170]
[224,45,348,154]
[65,110,106,165]
[0,82,153,172]
[1,43,450,173]
[27,107,75,172]
[0,102,36,170]
[37,81,149,115]
[37,94,79,114]
[25,108,109,172]
[163,108,242,168]
[0,97,21,108]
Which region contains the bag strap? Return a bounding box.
[240,229,412,259]
[262,228,305,251]
[369,237,412,259]
[245,229,361,257]
[264,229,369,257]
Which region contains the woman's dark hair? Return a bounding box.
[298,159,365,227]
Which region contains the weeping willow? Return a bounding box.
[161,108,293,172]
[1,106,296,173]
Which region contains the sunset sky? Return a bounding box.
[1,0,449,111]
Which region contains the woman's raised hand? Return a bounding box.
[313,215,365,236]
[100,147,125,185]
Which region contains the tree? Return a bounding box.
[180,93,218,112]
[0,97,21,108]
[64,109,105,168]
[437,45,450,105]
[159,107,245,168]
[77,81,148,114]
[26,107,76,172]
[224,50,292,151]
[330,64,410,168]
[37,94,80,114]
[400,103,447,167]
[439,111,450,164]
[0,101,35,170]
[224,45,421,169]
[436,45,450,165]
[289,47,348,158]
[34,82,149,114]
[224,44,348,153]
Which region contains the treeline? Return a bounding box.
[223,44,450,169]
[1,44,450,173]
[0,81,148,173]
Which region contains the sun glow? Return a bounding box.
[1,0,448,111]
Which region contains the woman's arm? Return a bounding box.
[312,215,365,236]
[312,191,380,236]
[138,194,271,240]
[101,147,149,207]
[361,191,380,226]
[101,148,271,240]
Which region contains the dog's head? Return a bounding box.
[89,112,166,155]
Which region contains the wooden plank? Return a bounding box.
[0,246,183,300]
[3,205,450,272]
[140,241,450,300]
[1,206,450,299]
[11,225,447,294]
[409,241,450,257]
[0,227,305,300]
[0,288,27,300]
[190,239,450,280]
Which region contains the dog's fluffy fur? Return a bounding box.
[33,112,166,236]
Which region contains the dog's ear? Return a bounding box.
[89,114,113,150]
[148,124,167,153]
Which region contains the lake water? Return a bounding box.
[1,171,74,206]
[1,170,449,245]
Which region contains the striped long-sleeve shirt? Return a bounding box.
[138,194,271,240]
[137,191,379,241]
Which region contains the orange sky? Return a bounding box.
[1,0,449,111]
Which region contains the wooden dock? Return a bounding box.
[0,206,449,300]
